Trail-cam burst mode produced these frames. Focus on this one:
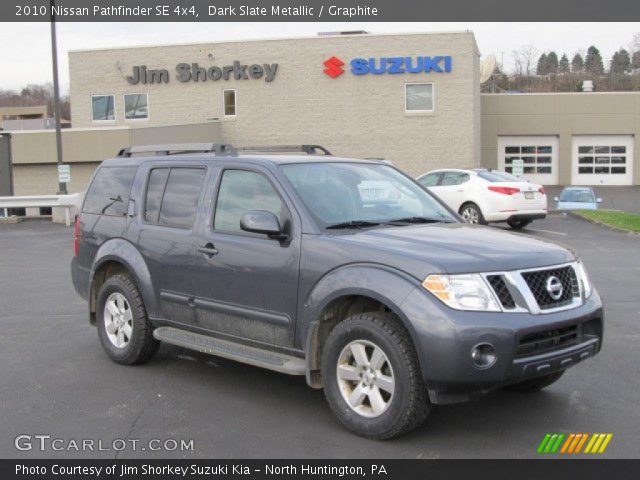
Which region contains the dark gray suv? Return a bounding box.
[71,143,603,439]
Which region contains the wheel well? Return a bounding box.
[458,201,478,213]
[89,260,132,324]
[307,295,397,388]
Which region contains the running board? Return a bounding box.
[153,327,306,376]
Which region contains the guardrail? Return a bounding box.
[0,193,84,226]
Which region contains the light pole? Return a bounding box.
[50,0,66,194]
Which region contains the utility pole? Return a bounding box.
[50,0,66,194]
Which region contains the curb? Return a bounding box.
[566,211,640,236]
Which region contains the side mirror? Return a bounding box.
[596,198,603,203]
[240,210,287,240]
[553,197,559,202]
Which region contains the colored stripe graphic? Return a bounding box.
[539,433,613,454]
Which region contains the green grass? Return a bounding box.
[573,209,640,233]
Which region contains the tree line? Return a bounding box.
[536,46,639,76]
[0,83,71,121]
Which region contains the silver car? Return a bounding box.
[555,186,602,210]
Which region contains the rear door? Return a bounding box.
[431,171,470,211]
[192,164,301,347]
[136,164,207,325]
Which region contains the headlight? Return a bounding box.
[422,274,500,312]
[575,260,592,299]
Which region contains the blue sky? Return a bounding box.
[0,22,638,92]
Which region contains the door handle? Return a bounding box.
[198,243,218,258]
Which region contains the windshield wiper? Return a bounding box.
[326,220,382,230]
[386,216,451,225]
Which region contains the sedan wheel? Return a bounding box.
[460,204,484,224]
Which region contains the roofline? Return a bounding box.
[68,30,478,55]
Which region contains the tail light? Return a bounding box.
[73,216,80,256]
[538,186,545,195]
[488,186,520,195]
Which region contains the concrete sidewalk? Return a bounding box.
[545,186,640,214]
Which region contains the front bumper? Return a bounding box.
[400,287,603,403]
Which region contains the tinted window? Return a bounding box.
[441,172,470,186]
[559,189,595,203]
[476,170,520,182]
[158,168,205,228]
[418,173,440,187]
[214,170,285,233]
[144,168,170,223]
[83,166,137,216]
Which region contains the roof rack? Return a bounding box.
[236,144,332,156]
[116,143,237,157]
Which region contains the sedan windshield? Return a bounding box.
[281,162,456,229]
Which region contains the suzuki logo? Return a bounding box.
[323,56,344,78]
[545,276,564,301]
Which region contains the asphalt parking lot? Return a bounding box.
[1,215,639,459]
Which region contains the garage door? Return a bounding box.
[571,135,634,186]
[497,136,559,185]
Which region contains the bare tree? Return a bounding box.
[512,45,538,76]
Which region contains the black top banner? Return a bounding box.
[2,0,640,22]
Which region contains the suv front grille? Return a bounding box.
[521,266,579,310]
[516,325,579,358]
[487,275,516,309]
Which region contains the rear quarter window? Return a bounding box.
[83,166,137,216]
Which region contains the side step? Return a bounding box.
[153,327,306,376]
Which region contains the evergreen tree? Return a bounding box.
[610,48,631,74]
[546,51,559,74]
[536,53,548,75]
[571,53,584,73]
[584,46,605,75]
[559,54,570,74]
[631,50,640,70]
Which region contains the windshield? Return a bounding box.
[281,162,456,228]
[476,170,520,182]
[559,189,595,203]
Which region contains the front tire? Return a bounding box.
[459,203,486,225]
[504,371,565,392]
[507,219,532,230]
[96,274,158,365]
[322,313,430,439]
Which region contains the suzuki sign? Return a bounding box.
[323,56,452,78]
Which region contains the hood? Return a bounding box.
[557,202,597,210]
[331,223,575,277]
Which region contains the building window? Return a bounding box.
[577,144,627,175]
[223,89,236,116]
[405,84,433,112]
[91,95,115,121]
[124,93,149,120]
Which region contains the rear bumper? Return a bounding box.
[485,210,547,223]
[399,287,603,403]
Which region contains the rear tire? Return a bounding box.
[507,219,532,230]
[322,312,430,439]
[459,203,486,225]
[96,274,158,365]
[504,371,565,392]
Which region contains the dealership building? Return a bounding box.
[1,30,640,205]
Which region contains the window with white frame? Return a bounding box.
[577,144,627,175]
[504,145,553,175]
[223,89,236,116]
[405,84,433,112]
[91,95,115,121]
[124,93,148,120]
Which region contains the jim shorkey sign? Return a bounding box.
[126,61,279,85]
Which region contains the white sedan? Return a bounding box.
[416,168,547,229]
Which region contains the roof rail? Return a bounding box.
[116,143,237,157]
[236,144,332,156]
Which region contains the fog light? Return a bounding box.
[471,343,496,368]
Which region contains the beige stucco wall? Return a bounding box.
[69,32,481,176]
[481,92,640,185]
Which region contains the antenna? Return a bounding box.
[479,54,497,84]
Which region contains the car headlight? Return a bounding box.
[422,274,500,312]
[575,260,592,299]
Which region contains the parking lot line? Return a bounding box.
[525,228,568,236]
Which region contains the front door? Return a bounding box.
[192,166,301,347]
